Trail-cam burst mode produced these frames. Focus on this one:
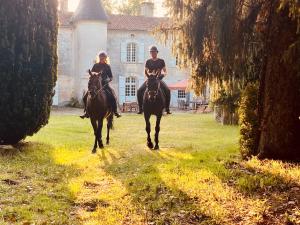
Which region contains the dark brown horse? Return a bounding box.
[143,74,166,150]
[86,70,113,154]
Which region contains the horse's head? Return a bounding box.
[88,69,102,99]
[146,75,160,102]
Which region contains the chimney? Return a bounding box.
[60,0,68,12]
[140,1,154,17]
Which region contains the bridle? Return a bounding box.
[88,72,110,99]
[146,75,161,99]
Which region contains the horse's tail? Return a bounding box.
[107,112,114,130]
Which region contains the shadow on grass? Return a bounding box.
[98,148,219,225]
[222,160,300,224]
[98,145,300,225]
[0,142,81,225]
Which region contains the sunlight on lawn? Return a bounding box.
[0,113,299,224]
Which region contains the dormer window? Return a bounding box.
[127,43,137,63]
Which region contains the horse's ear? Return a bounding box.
[88,69,93,76]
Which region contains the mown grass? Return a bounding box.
[0,112,299,225]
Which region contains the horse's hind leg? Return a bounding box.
[106,122,110,145]
[97,118,104,149]
[154,115,162,150]
[91,119,98,154]
[144,114,153,149]
[106,114,113,145]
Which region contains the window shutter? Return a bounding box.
[138,75,145,88]
[138,42,145,64]
[121,41,127,63]
[119,75,126,104]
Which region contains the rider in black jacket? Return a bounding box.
[80,52,121,119]
[137,46,171,114]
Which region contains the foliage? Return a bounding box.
[117,0,144,16]
[1,113,299,224]
[67,97,83,108]
[0,0,58,144]
[239,82,259,159]
[162,0,300,159]
[102,0,118,14]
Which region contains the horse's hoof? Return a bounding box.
[154,145,159,150]
[92,149,97,154]
[147,142,154,149]
[99,144,104,149]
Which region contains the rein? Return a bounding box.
[89,77,110,99]
[147,77,161,98]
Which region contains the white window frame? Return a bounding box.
[125,76,136,97]
[178,90,186,99]
[126,42,137,63]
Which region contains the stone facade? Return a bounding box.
[55,0,191,107]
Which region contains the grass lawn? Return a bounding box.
[0,112,299,225]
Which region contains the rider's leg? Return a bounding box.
[106,87,121,118]
[137,82,147,114]
[80,91,89,119]
[160,81,172,114]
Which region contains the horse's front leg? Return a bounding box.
[154,115,162,150]
[144,113,153,149]
[90,119,98,154]
[97,117,104,149]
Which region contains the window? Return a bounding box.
[125,77,136,97]
[127,43,137,63]
[178,90,186,99]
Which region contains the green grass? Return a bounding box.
[0,113,299,225]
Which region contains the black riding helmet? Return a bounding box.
[149,46,159,53]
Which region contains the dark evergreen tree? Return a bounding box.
[0,0,58,144]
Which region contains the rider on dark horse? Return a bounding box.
[80,51,121,119]
[137,46,172,114]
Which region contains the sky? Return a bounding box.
[68,0,166,17]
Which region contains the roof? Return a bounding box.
[72,0,108,23]
[58,10,170,31]
[169,79,188,91]
[108,14,169,31]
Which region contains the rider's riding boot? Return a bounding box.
[166,108,172,114]
[111,98,122,118]
[80,93,89,119]
[137,105,143,114]
[114,112,122,118]
[80,112,89,119]
[80,109,89,119]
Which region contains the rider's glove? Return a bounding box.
[158,75,165,80]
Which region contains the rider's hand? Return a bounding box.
[158,75,165,80]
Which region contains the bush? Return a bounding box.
[0,1,58,144]
[238,82,259,159]
[213,88,240,125]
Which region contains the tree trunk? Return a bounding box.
[257,6,300,160]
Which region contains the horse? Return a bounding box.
[143,73,166,150]
[86,70,114,154]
